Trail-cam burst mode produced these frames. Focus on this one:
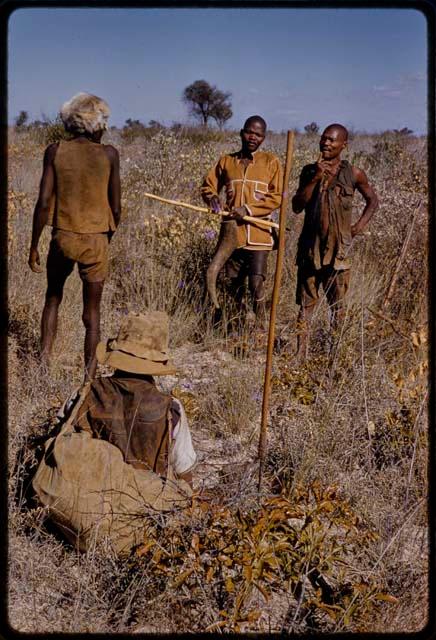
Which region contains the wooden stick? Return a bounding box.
[382,199,422,309]
[143,192,279,229]
[258,131,294,492]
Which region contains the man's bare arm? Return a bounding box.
[105,145,121,229]
[351,167,379,237]
[29,143,57,272]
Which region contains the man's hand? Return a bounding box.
[313,160,325,182]
[352,166,379,235]
[228,206,246,222]
[209,196,222,214]
[351,223,364,238]
[29,247,43,273]
[314,159,340,183]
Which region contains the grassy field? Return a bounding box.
[8,124,428,633]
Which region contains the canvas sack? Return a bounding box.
[32,418,192,555]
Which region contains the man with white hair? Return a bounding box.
[29,93,121,381]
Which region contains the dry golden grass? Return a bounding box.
[7,125,428,633]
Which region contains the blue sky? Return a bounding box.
[8,7,428,134]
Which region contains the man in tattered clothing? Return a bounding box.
[29,92,121,381]
[292,123,379,361]
[201,115,283,326]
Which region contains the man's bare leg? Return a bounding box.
[324,269,349,360]
[249,274,267,329]
[228,275,246,333]
[82,280,104,381]
[295,303,316,363]
[327,300,346,365]
[329,301,346,334]
[40,265,72,364]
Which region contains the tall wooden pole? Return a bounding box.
[258,131,294,492]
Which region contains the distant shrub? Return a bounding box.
[304,122,320,135]
[393,127,414,136]
[14,110,29,128]
[121,119,171,143]
[26,117,73,145]
[148,119,164,130]
[170,123,230,144]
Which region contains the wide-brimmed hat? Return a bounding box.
[60,92,110,134]
[96,312,176,376]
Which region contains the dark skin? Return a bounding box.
[29,129,121,381]
[291,125,379,361]
[209,118,266,220]
[210,118,268,323]
[292,125,378,235]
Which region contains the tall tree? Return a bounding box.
[211,97,233,130]
[183,80,232,127]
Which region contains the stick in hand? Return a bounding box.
[143,192,279,229]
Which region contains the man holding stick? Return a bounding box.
[201,116,283,327]
[292,123,378,361]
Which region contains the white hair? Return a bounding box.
[60,92,110,134]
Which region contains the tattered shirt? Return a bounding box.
[296,160,356,271]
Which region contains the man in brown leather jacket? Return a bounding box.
[28,92,121,380]
[292,123,378,361]
[60,311,197,486]
[31,311,196,552]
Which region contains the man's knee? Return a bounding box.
[298,301,317,324]
[82,303,101,329]
[44,289,63,306]
[228,275,246,299]
[82,287,104,329]
[325,269,350,307]
[249,274,265,301]
[82,306,101,329]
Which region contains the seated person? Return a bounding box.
[58,310,196,485]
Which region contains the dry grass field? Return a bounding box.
[7,123,428,633]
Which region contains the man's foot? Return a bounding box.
[38,352,52,375]
[274,335,291,355]
[212,307,223,328]
[255,317,268,333]
[245,310,256,326]
[293,348,308,367]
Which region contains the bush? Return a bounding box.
[8,128,428,633]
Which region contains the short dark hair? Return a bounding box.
[243,115,267,132]
[323,123,348,141]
